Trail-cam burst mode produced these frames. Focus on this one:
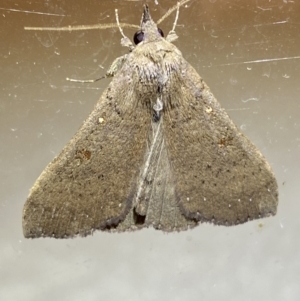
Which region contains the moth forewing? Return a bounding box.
[163,62,278,225]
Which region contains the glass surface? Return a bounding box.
[0,0,298,300]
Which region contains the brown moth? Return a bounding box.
[23,2,278,238]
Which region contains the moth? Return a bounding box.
[23,1,278,238]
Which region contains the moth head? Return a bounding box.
[133,5,164,45]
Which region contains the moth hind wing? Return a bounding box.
[23,85,149,238]
[164,62,278,226]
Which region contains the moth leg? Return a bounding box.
[165,2,180,42]
[66,55,128,83]
[106,55,128,77]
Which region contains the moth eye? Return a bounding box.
[133,30,144,45]
[158,28,164,37]
[133,28,164,45]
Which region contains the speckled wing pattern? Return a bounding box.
[163,60,278,225]
[22,67,150,238]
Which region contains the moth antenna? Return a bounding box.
[23,0,190,32]
[165,2,180,43]
[115,9,134,50]
[171,2,180,32]
[157,0,190,25]
[115,9,127,40]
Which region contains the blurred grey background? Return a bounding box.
[0,0,299,300]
